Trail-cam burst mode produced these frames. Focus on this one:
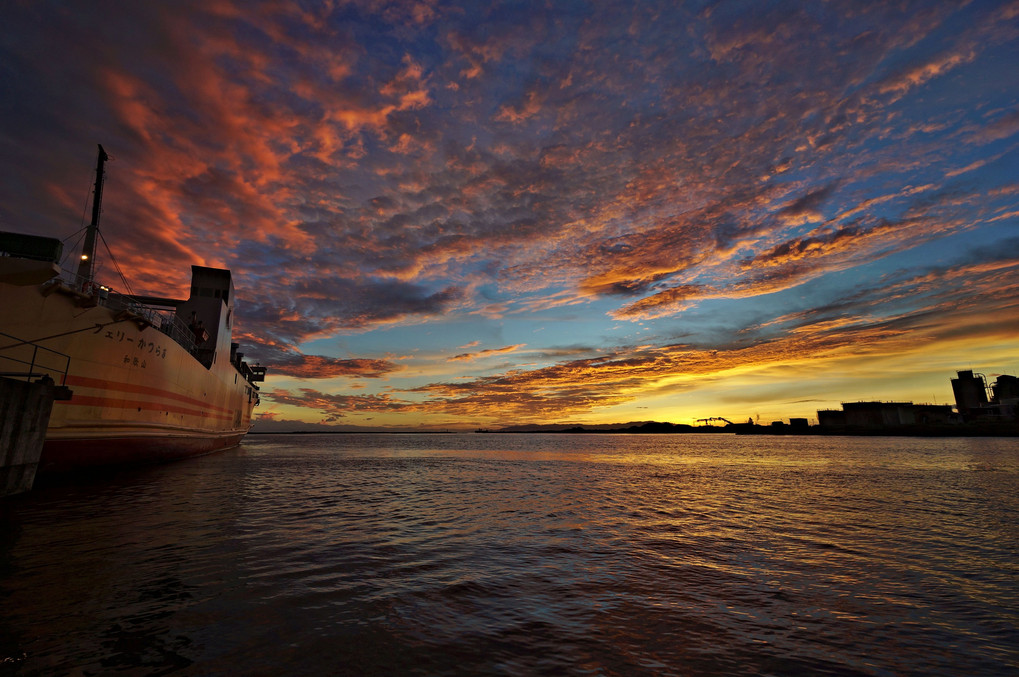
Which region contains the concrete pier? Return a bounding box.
[0,376,61,496]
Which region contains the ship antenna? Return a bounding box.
[75,144,109,287]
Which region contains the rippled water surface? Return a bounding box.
[2,433,1018,675]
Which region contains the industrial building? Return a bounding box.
[817,402,953,429]
[817,370,1017,431]
[951,370,1018,421]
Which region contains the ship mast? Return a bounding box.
[76,144,108,286]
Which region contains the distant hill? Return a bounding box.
[250,419,734,435]
[250,417,1018,437]
[484,421,723,433]
[489,421,649,432]
[248,419,450,434]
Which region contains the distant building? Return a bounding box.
[813,370,1016,431]
[992,375,1019,421]
[952,370,1018,421]
[951,370,989,418]
[993,375,1019,402]
[817,402,953,429]
[817,409,845,427]
[845,402,953,427]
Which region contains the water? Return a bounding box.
[1,433,1017,676]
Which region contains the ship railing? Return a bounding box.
[54,267,111,300]
[153,312,199,355]
[0,330,71,386]
[102,291,199,356]
[54,268,199,357]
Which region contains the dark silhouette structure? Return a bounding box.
[951,370,989,419]
[814,369,1017,434]
[951,370,1018,422]
[817,402,953,429]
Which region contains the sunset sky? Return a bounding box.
[1,1,1017,430]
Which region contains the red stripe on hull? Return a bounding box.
[63,374,238,416]
[40,433,246,473]
[56,394,233,421]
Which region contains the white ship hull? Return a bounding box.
[0,260,261,473]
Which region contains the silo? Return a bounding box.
[951,370,988,418]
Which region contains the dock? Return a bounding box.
[0,376,69,496]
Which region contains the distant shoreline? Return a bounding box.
[249,421,1019,437]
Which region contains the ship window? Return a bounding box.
[201,287,213,297]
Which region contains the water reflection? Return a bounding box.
[1,434,1017,675]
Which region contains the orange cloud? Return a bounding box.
[495,90,543,124]
[265,388,417,417]
[877,49,977,100]
[448,344,526,362]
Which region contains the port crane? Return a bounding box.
[696,417,733,426]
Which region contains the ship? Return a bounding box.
[0,145,265,472]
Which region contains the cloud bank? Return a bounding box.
[2,0,1016,425]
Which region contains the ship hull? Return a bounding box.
[1,272,258,473]
[41,432,247,472]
